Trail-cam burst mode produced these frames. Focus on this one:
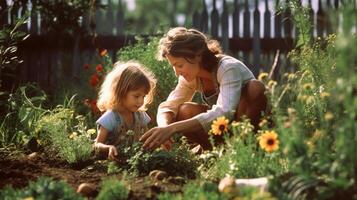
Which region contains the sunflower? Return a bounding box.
[210,116,229,135]
[259,130,279,153]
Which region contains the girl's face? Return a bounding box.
[166,54,201,82]
[121,87,148,113]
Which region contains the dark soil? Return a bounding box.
[0,149,184,199]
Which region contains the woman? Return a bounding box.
[140,27,267,150]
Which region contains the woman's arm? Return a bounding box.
[140,117,202,150]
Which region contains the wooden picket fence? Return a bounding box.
[1,0,352,94]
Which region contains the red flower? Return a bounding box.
[96,64,103,72]
[99,49,108,57]
[90,99,101,115]
[83,63,90,70]
[90,74,99,87]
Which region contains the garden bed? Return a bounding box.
[0,149,185,199]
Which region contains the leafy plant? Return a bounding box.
[0,83,48,148]
[96,178,129,200]
[0,176,84,200]
[35,99,94,166]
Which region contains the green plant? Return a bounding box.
[34,0,100,35]
[0,14,29,93]
[158,181,228,200]
[107,161,120,174]
[0,176,84,200]
[127,141,198,178]
[96,178,129,200]
[35,99,94,166]
[199,118,288,181]
[267,1,357,199]
[0,83,48,148]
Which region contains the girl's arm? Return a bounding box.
[94,126,118,160]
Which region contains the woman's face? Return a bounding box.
[166,54,201,82]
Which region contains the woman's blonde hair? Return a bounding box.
[157,27,223,72]
[97,61,156,112]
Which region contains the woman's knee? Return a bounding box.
[176,102,208,121]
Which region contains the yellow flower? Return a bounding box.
[69,132,78,139]
[87,129,96,135]
[303,83,314,90]
[258,72,269,81]
[320,92,330,99]
[210,116,229,135]
[23,197,34,200]
[259,119,268,128]
[324,112,334,121]
[267,80,277,88]
[259,130,279,153]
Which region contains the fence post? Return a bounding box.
[210,0,219,38]
[253,0,260,76]
[283,0,292,38]
[192,9,201,30]
[30,0,38,35]
[0,1,8,27]
[264,0,271,38]
[242,0,250,65]
[221,0,229,52]
[200,0,208,33]
[317,0,325,37]
[105,0,114,35]
[117,0,124,35]
[274,0,282,38]
[232,0,240,38]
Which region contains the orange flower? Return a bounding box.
[259,130,279,153]
[210,116,229,136]
[96,64,103,72]
[83,63,90,70]
[90,74,99,87]
[99,49,108,57]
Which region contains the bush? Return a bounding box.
[0,176,84,200]
[96,178,129,200]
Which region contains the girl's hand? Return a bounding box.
[140,126,174,150]
[108,145,118,161]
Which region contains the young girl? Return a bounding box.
[94,61,156,160]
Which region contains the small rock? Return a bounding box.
[27,152,38,160]
[218,177,237,194]
[149,170,168,181]
[167,176,186,185]
[77,183,97,197]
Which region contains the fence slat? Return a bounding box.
[232,0,240,38]
[200,0,208,33]
[221,0,229,51]
[117,0,124,35]
[317,0,325,37]
[243,0,250,38]
[253,0,261,76]
[283,0,292,38]
[210,0,219,38]
[274,0,282,38]
[264,0,271,38]
[0,1,8,27]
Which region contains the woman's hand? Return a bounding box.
[108,145,118,161]
[140,126,174,150]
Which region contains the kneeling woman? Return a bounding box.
[140,27,267,150]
